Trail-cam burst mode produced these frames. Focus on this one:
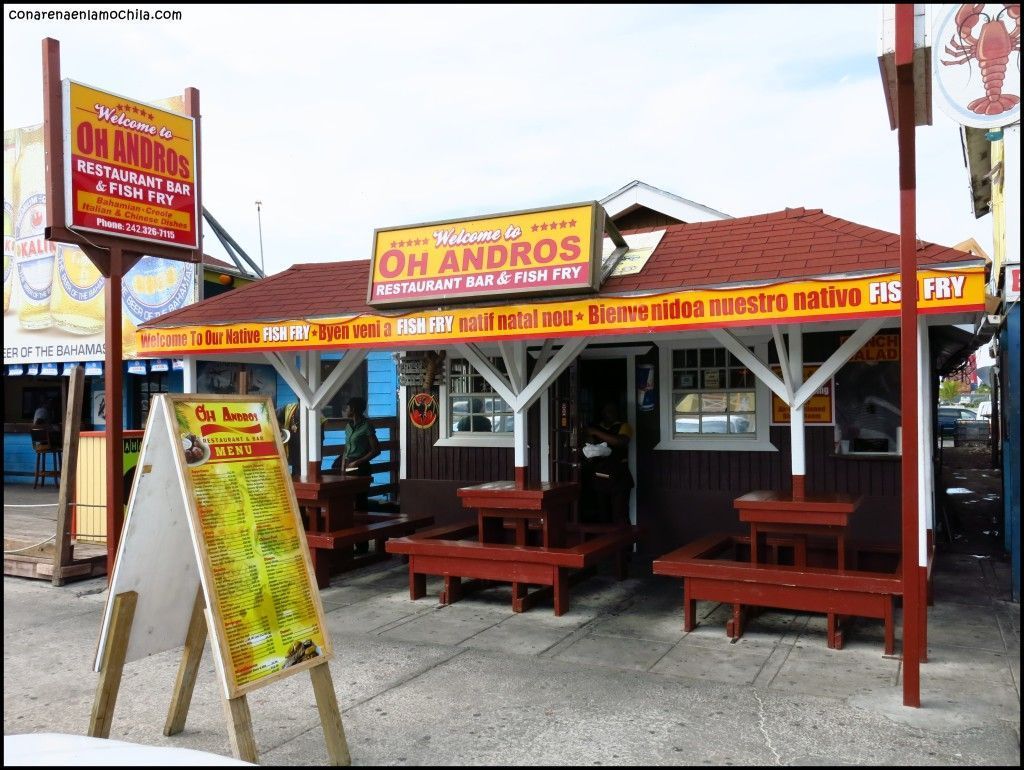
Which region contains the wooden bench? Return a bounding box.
[303,512,434,588]
[385,520,641,616]
[653,533,902,654]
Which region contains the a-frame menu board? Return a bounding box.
[89,394,348,765]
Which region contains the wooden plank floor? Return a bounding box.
[4,485,106,563]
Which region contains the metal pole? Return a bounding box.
[895,2,921,709]
[255,201,265,276]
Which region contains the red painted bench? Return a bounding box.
[303,512,434,588]
[385,520,641,616]
[653,533,902,654]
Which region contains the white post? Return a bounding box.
[539,386,550,483]
[298,353,310,475]
[788,325,805,497]
[626,353,637,524]
[917,316,932,557]
[513,409,528,469]
[307,351,322,475]
[181,357,198,394]
[398,378,408,481]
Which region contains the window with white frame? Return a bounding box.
[444,357,513,437]
[656,342,776,452]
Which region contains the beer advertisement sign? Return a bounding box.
[368,202,603,307]
[4,121,196,366]
[63,80,198,249]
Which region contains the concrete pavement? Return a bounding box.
[3,484,1020,765]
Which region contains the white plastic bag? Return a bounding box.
[582,441,611,459]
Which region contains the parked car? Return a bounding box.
[937,406,977,438]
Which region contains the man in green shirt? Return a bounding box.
[339,398,380,556]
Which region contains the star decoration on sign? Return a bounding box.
[390,241,397,248]
[576,312,584,321]
[549,221,558,229]
[559,220,567,228]
[540,222,548,231]
[569,219,577,227]
[531,224,539,232]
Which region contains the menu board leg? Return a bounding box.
[87,590,138,738]
[222,693,259,764]
[164,588,208,736]
[309,661,351,766]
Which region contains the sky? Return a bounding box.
[2,3,995,282]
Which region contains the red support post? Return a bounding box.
[895,2,921,708]
[104,246,126,578]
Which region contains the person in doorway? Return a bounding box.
[335,397,380,554]
[581,401,634,526]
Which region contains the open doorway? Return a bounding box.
[548,355,635,523]
[579,358,627,433]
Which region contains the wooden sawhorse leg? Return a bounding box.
[309,661,351,766]
[223,694,259,763]
[88,591,138,738]
[165,588,207,736]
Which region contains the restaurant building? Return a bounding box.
[135,192,986,558]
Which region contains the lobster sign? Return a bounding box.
[934,3,1021,127]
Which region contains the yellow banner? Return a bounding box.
[771,365,834,424]
[65,81,198,249]
[138,267,985,357]
[173,398,326,692]
[369,203,599,305]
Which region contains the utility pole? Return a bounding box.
[255,200,265,276]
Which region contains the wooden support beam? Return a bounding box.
[53,365,84,585]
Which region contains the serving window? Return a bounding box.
[834,358,901,455]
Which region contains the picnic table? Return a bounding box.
[734,490,861,571]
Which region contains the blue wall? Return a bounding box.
[4,363,152,485]
[273,352,397,495]
[1001,303,1020,602]
[4,434,35,485]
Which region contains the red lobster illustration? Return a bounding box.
[941,3,1021,116]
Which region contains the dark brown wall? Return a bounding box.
[636,425,900,554]
[402,400,513,523]
[402,332,902,548]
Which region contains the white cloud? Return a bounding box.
[3,4,997,276]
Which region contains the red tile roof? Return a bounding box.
[605,207,976,293]
[146,208,980,328]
